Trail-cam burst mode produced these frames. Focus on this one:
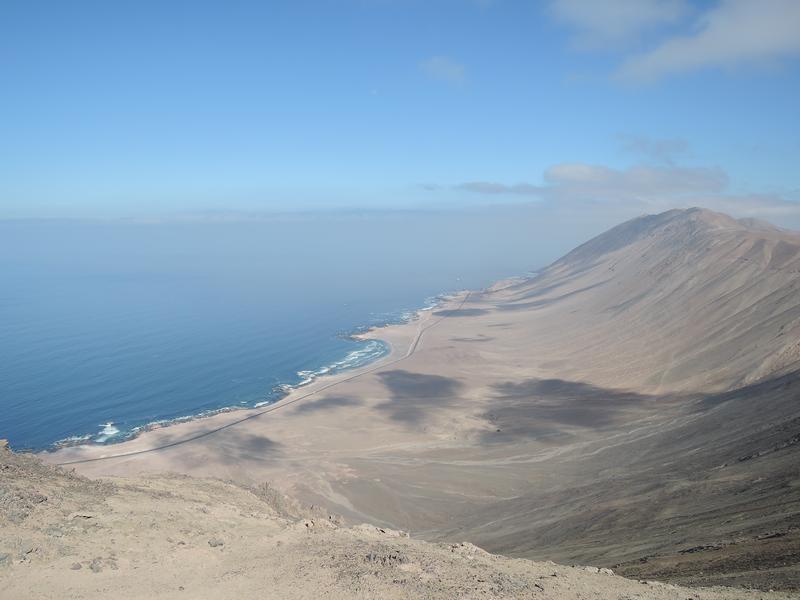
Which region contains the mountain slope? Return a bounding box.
[44,208,800,592]
[491,207,800,392]
[5,444,792,600]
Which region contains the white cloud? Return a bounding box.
[618,0,800,81]
[420,56,466,85]
[453,163,727,202]
[550,0,688,47]
[445,161,800,227]
[542,163,728,198]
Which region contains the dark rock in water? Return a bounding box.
[208,538,224,548]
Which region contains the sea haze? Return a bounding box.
[0,209,578,450]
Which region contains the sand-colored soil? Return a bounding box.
[2,446,795,599]
[29,208,800,592]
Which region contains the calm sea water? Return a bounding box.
[0,210,570,450]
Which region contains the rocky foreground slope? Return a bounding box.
[0,444,794,599]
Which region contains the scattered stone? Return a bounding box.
[599,567,614,575]
[0,553,11,567]
[70,513,95,520]
[44,526,64,538]
[0,439,9,450]
[353,524,409,538]
[89,558,103,573]
[70,562,82,570]
[208,538,224,548]
[364,549,407,566]
[583,566,600,574]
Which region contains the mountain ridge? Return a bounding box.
[32,207,800,594]
[495,207,800,392]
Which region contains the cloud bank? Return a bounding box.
[618,0,800,81]
[550,0,688,48]
[441,158,800,227]
[550,0,800,81]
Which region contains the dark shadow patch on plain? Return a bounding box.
[211,432,282,464]
[480,378,653,444]
[166,431,284,468]
[432,308,490,317]
[698,370,799,410]
[376,370,463,425]
[293,395,361,414]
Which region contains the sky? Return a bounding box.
[2,0,800,225]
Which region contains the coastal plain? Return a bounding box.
[43,208,800,591]
[2,207,793,597]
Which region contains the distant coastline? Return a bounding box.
[46,293,451,453]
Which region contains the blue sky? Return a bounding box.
[1,0,799,223]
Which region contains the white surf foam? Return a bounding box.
[95,421,121,443]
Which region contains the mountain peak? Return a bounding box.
[650,207,742,231]
[554,207,792,270]
[661,207,788,234]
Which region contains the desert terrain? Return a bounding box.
[2,442,796,599]
[4,207,798,596]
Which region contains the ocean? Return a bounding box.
[0,209,565,451]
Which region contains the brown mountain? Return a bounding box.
[492,207,800,392]
[434,208,800,588]
[42,207,800,593]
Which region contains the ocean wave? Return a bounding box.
[53,433,92,448]
[294,339,389,389]
[365,295,445,328]
[94,422,121,443]
[47,296,441,450]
